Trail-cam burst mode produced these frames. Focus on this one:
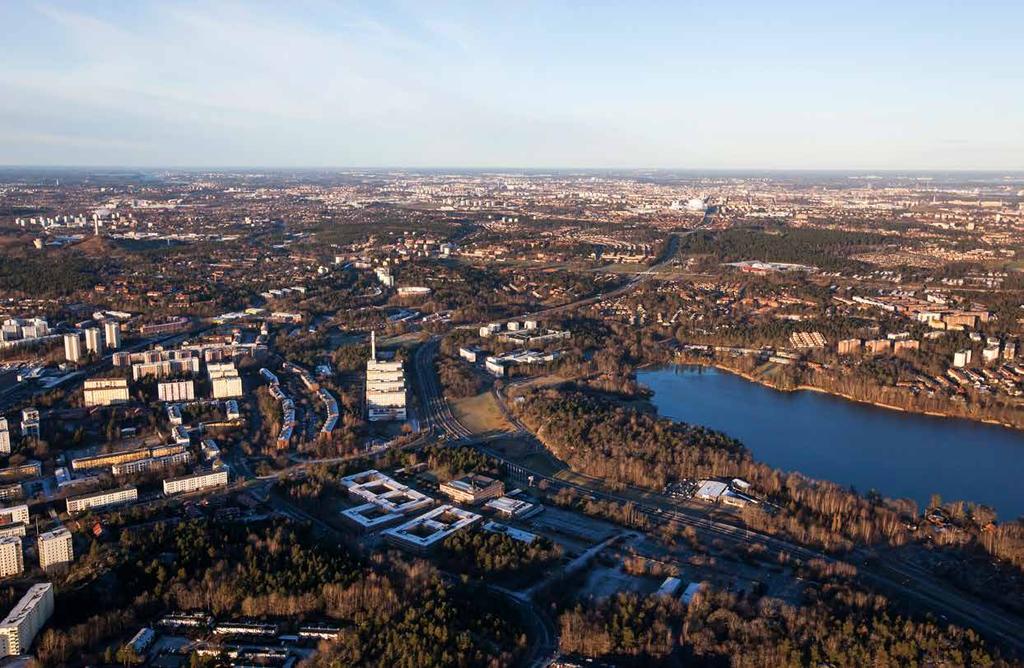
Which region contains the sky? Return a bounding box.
[0,1,1022,170]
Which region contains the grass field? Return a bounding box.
[451,391,512,434]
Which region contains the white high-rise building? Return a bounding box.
[365,332,407,422]
[63,333,82,363]
[103,320,121,350]
[0,536,22,578]
[0,583,54,657]
[208,362,243,399]
[0,419,9,456]
[37,527,73,570]
[84,327,103,354]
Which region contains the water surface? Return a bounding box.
[639,365,1024,520]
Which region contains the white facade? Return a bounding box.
[365,333,406,421]
[103,320,122,349]
[63,333,82,363]
[0,419,9,456]
[37,527,73,570]
[0,583,54,657]
[158,380,195,402]
[0,536,23,578]
[83,378,130,407]
[66,486,138,514]
[209,362,243,399]
[163,470,228,496]
[84,327,103,354]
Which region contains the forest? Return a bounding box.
[36,518,525,667]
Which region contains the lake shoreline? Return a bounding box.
[663,358,1023,433]
[638,363,1024,519]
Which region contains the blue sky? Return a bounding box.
[0,1,1021,169]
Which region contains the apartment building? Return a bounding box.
[84,327,103,354]
[157,380,195,402]
[0,505,29,528]
[0,583,54,657]
[0,536,23,578]
[37,527,73,570]
[66,487,138,514]
[0,419,9,456]
[162,470,228,496]
[63,332,81,363]
[103,319,121,349]
[83,378,130,407]
[209,362,243,399]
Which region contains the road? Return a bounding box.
[407,247,1024,659]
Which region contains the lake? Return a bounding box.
[639,365,1024,521]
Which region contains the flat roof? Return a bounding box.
[0,583,52,627]
[382,505,480,548]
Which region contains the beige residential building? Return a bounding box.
[66,487,138,514]
[0,583,54,657]
[0,536,23,578]
[37,527,73,570]
[162,470,228,496]
[157,379,195,402]
[83,378,130,407]
[0,505,29,528]
[209,363,243,399]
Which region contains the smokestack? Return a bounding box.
[370,330,376,362]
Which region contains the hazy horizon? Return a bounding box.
[2,1,1022,170]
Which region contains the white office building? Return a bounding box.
[365,332,406,421]
[0,583,54,657]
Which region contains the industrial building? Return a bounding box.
[162,469,228,496]
[37,527,73,570]
[0,583,54,657]
[365,332,407,421]
[83,378,130,407]
[484,496,541,519]
[158,380,195,402]
[66,486,138,514]
[440,474,505,505]
[0,536,23,578]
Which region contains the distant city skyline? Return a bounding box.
[1,1,1022,170]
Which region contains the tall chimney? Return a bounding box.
[370,330,376,362]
